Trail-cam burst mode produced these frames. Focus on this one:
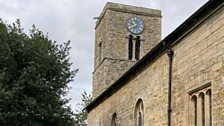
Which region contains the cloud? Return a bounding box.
[154,0,208,37]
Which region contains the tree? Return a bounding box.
[74,91,92,126]
[0,19,77,126]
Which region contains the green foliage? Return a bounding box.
[0,19,76,126]
[74,91,92,126]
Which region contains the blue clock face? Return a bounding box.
[127,17,144,35]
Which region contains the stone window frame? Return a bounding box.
[127,35,141,61]
[111,113,117,126]
[98,38,103,64]
[128,35,133,60]
[188,83,212,126]
[134,99,144,126]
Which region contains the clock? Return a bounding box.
[126,17,144,35]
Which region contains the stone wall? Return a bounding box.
[93,2,161,98]
[89,52,169,126]
[92,58,135,98]
[172,7,224,125]
[88,6,224,126]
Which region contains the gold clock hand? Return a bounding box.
[132,20,136,25]
[128,24,137,29]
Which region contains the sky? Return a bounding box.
[0,0,208,111]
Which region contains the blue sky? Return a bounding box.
[0,0,207,111]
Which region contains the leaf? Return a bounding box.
[0,19,77,126]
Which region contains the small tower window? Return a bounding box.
[98,42,102,63]
[128,35,141,60]
[128,35,133,60]
[135,36,141,60]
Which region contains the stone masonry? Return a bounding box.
[88,1,224,126]
[93,2,161,98]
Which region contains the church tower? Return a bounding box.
[93,2,161,98]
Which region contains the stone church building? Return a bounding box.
[86,0,224,125]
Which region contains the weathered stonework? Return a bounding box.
[93,2,161,98]
[88,1,224,126]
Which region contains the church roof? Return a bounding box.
[86,0,224,112]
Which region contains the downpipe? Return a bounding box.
[165,43,174,126]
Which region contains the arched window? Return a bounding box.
[135,36,140,60]
[111,113,117,126]
[98,42,102,63]
[189,85,211,126]
[128,35,141,60]
[128,35,133,60]
[191,95,197,126]
[134,99,144,126]
[199,93,205,126]
[206,89,212,126]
